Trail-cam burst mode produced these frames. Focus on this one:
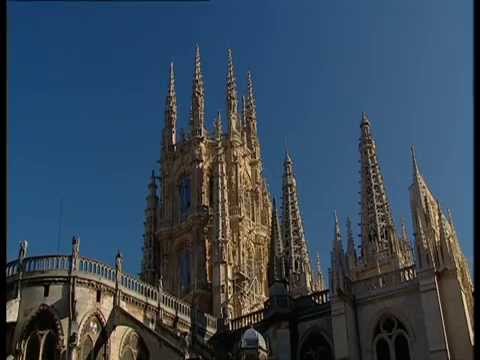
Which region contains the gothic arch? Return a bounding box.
[297,325,333,360]
[18,303,65,359]
[119,328,149,360]
[370,312,414,360]
[77,310,110,359]
[367,307,416,345]
[78,309,108,335]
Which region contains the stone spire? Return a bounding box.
[241,95,248,145]
[330,211,346,295]
[358,112,399,268]
[245,71,258,152]
[400,218,414,265]
[281,151,313,297]
[226,49,241,140]
[212,111,232,318]
[436,199,452,269]
[191,45,206,138]
[163,62,177,151]
[141,170,159,284]
[268,198,287,288]
[414,210,432,270]
[315,252,325,291]
[345,216,357,278]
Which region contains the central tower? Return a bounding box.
[141,47,272,318]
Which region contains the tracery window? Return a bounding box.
[179,249,192,293]
[179,176,192,220]
[299,330,332,360]
[373,315,411,360]
[22,306,63,360]
[120,331,148,360]
[79,314,107,360]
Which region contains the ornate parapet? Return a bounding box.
[5,254,218,339]
[352,265,417,300]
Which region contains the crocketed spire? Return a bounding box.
[191,45,206,137]
[281,152,313,297]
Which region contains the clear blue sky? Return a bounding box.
[7,1,473,277]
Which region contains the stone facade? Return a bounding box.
[6,48,473,360]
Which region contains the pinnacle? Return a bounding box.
[193,45,203,85]
[215,112,223,139]
[411,145,422,182]
[167,62,176,99]
[361,111,370,126]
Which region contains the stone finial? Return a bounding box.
[115,250,124,273]
[72,235,80,257]
[18,240,28,260]
[158,275,164,292]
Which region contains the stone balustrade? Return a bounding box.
[5,255,217,336]
[310,289,330,305]
[353,265,417,296]
[229,309,264,331]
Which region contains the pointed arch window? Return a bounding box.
[120,331,148,360]
[179,176,192,220]
[21,306,63,360]
[79,315,107,360]
[373,315,411,360]
[25,333,40,360]
[179,249,192,293]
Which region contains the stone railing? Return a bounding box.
[5,255,217,336]
[120,272,158,302]
[290,289,330,310]
[229,308,264,331]
[353,265,417,296]
[309,289,330,305]
[159,291,192,321]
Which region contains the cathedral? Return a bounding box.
[5,47,474,360]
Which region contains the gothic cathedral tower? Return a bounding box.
[141,47,272,318]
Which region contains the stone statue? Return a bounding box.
[115,251,123,273]
[18,240,28,260]
[158,275,164,291]
[72,235,80,258]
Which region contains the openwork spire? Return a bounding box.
[226,49,241,139]
[191,45,205,137]
[163,62,177,150]
[281,152,313,297]
[358,112,397,266]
